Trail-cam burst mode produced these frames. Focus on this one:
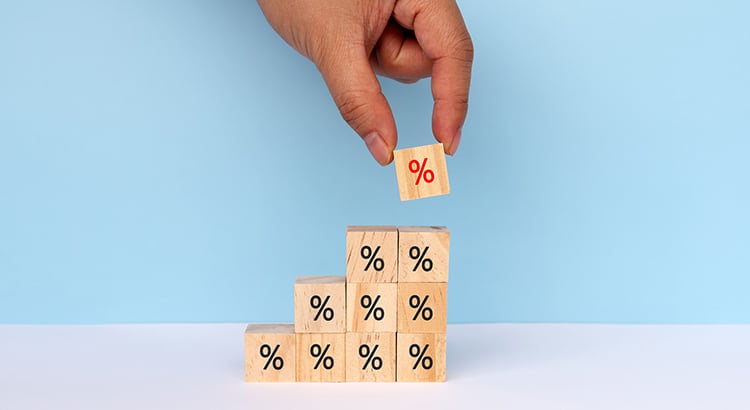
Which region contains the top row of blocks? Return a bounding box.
[346,226,449,283]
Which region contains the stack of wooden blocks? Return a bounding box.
[244,226,449,382]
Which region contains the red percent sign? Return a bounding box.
[408,158,435,185]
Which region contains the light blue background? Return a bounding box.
[1,1,748,324]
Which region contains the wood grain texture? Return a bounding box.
[398,226,450,283]
[294,276,346,333]
[346,283,397,332]
[397,282,447,333]
[396,332,446,382]
[346,226,398,283]
[244,324,296,382]
[393,143,450,201]
[296,333,346,382]
[345,332,396,382]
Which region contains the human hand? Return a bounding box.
[257,0,473,165]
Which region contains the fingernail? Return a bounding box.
[363,132,392,166]
[447,128,462,155]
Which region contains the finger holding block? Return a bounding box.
[345,332,396,382]
[397,282,447,333]
[397,333,446,382]
[393,143,450,201]
[244,324,296,382]
[398,226,450,283]
[346,226,398,283]
[296,333,346,382]
[294,276,346,333]
[346,283,397,332]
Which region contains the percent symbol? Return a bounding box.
[310,343,334,370]
[409,246,433,272]
[310,295,334,321]
[259,344,284,370]
[409,295,434,321]
[360,245,384,272]
[360,295,385,321]
[409,344,433,370]
[408,157,435,185]
[358,344,383,370]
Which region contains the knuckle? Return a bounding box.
[335,90,374,131]
[452,32,474,63]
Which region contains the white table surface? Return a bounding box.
[1,323,748,410]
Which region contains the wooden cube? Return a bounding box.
[346,226,398,283]
[294,276,346,333]
[396,333,446,382]
[345,332,396,382]
[346,283,397,332]
[398,226,450,283]
[296,333,346,382]
[244,324,296,382]
[397,282,447,333]
[393,143,450,201]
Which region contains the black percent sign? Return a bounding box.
[259,344,284,370]
[409,343,433,370]
[360,295,385,321]
[358,344,383,370]
[409,295,434,321]
[360,245,384,272]
[310,295,334,321]
[409,246,433,272]
[310,343,334,370]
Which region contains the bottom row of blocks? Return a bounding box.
[245,324,446,382]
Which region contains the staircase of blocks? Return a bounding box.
[244,226,449,382]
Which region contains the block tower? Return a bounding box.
[244,226,449,382]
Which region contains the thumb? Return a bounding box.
[317,48,397,166]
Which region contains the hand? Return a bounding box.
[257,0,473,165]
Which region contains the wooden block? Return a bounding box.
[393,143,450,201]
[398,226,450,283]
[296,333,346,382]
[346,283,397,332]
[244,324,296,382]
[346,226,398,283]
[294,276,346,333]
[345,332,396,382]
[396,333,446,382]
[397,282,447,333]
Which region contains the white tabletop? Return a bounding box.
[1,323,748,410]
